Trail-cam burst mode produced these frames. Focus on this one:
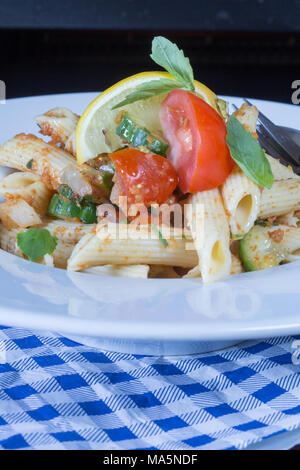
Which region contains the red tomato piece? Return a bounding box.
[160,89,234,193]
[109,148,178,207]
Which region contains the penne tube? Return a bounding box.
[41,219,96,244]
[0,225,19,253]
[0,133,77,190]
[183,254,244,279]
[0,171,52,215]
[259,179,300,218]
[51,241,74,269]
[68,224,197,271]
[0,198,41,229]
[82,264,149,278]
[35,107,79,146]
[233,103,258,137]
[65,130,76,156]
[221,165,260,235]
[185,189,231,282]
[266,154,300,181]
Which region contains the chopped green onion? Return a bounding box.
[151,224,168,247]
[48,194,81,219]
[26,159,34,169]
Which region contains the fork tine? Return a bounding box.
[257,126,300,174]
[243,98,300,165]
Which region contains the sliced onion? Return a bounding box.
[60,164,92,197]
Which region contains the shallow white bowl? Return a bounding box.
[0,92,299,355]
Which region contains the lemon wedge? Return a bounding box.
[76,71,218,164]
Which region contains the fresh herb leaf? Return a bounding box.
[226,115,274,189]
[150,36,194,91]
[26,159,33,169]
[17,228,57,261]
[112,78,184,110]
[112,36,196,109]
[151,224,168,247]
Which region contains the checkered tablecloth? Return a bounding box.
[0,325,300,450]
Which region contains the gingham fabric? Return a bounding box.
[0,326,300,450]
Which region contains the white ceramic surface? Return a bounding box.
[0,92,300,355]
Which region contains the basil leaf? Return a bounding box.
[17,228,57,261]
[150,36,194,91]
[226,115,274,189]
[112,78,184,110]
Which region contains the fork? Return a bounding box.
[231,99,300,174]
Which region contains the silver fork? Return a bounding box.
[231,99,300,174]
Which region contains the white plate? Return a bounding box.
[0,92,300,355]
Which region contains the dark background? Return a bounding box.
[0,0,299,103]
[1,0,300,448]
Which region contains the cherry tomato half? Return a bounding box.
[160,89,234,193]
[109,148,178,207]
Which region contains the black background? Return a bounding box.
[0,0,299,103]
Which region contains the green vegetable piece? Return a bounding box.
[102,171,114,191]
[26,159,34,169]
[217,98,229,120]
[48,194,81,219]
[116,113,169,156]
[226,115,274,189]
[239,225,286,272]
[58,184,74,200]
[151,224,168,248]
[80,203,97,224]
[17,228,57,261]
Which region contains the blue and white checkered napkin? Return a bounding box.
[0,325,300,450]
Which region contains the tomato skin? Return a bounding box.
[160,89,234,193]
[109,148,178,207]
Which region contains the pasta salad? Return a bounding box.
[0,36,300,283]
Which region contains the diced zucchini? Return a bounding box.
[239,225,286,271]
[48,194,81,219]
[116,112,168,156]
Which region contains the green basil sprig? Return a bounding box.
[112,36,195,110]
[226,115,274,189]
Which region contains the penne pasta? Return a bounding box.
[35,107,79,146]
[41,219,96,244]
[67,224,197,271]
[0,133,77,190]
[82,264,149,278]
[259,179,300,218]
[266,154,300,181]
[185,189,231,282]
[0,171,52,215]
[221,165,260,235]
[183,254,244,279]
